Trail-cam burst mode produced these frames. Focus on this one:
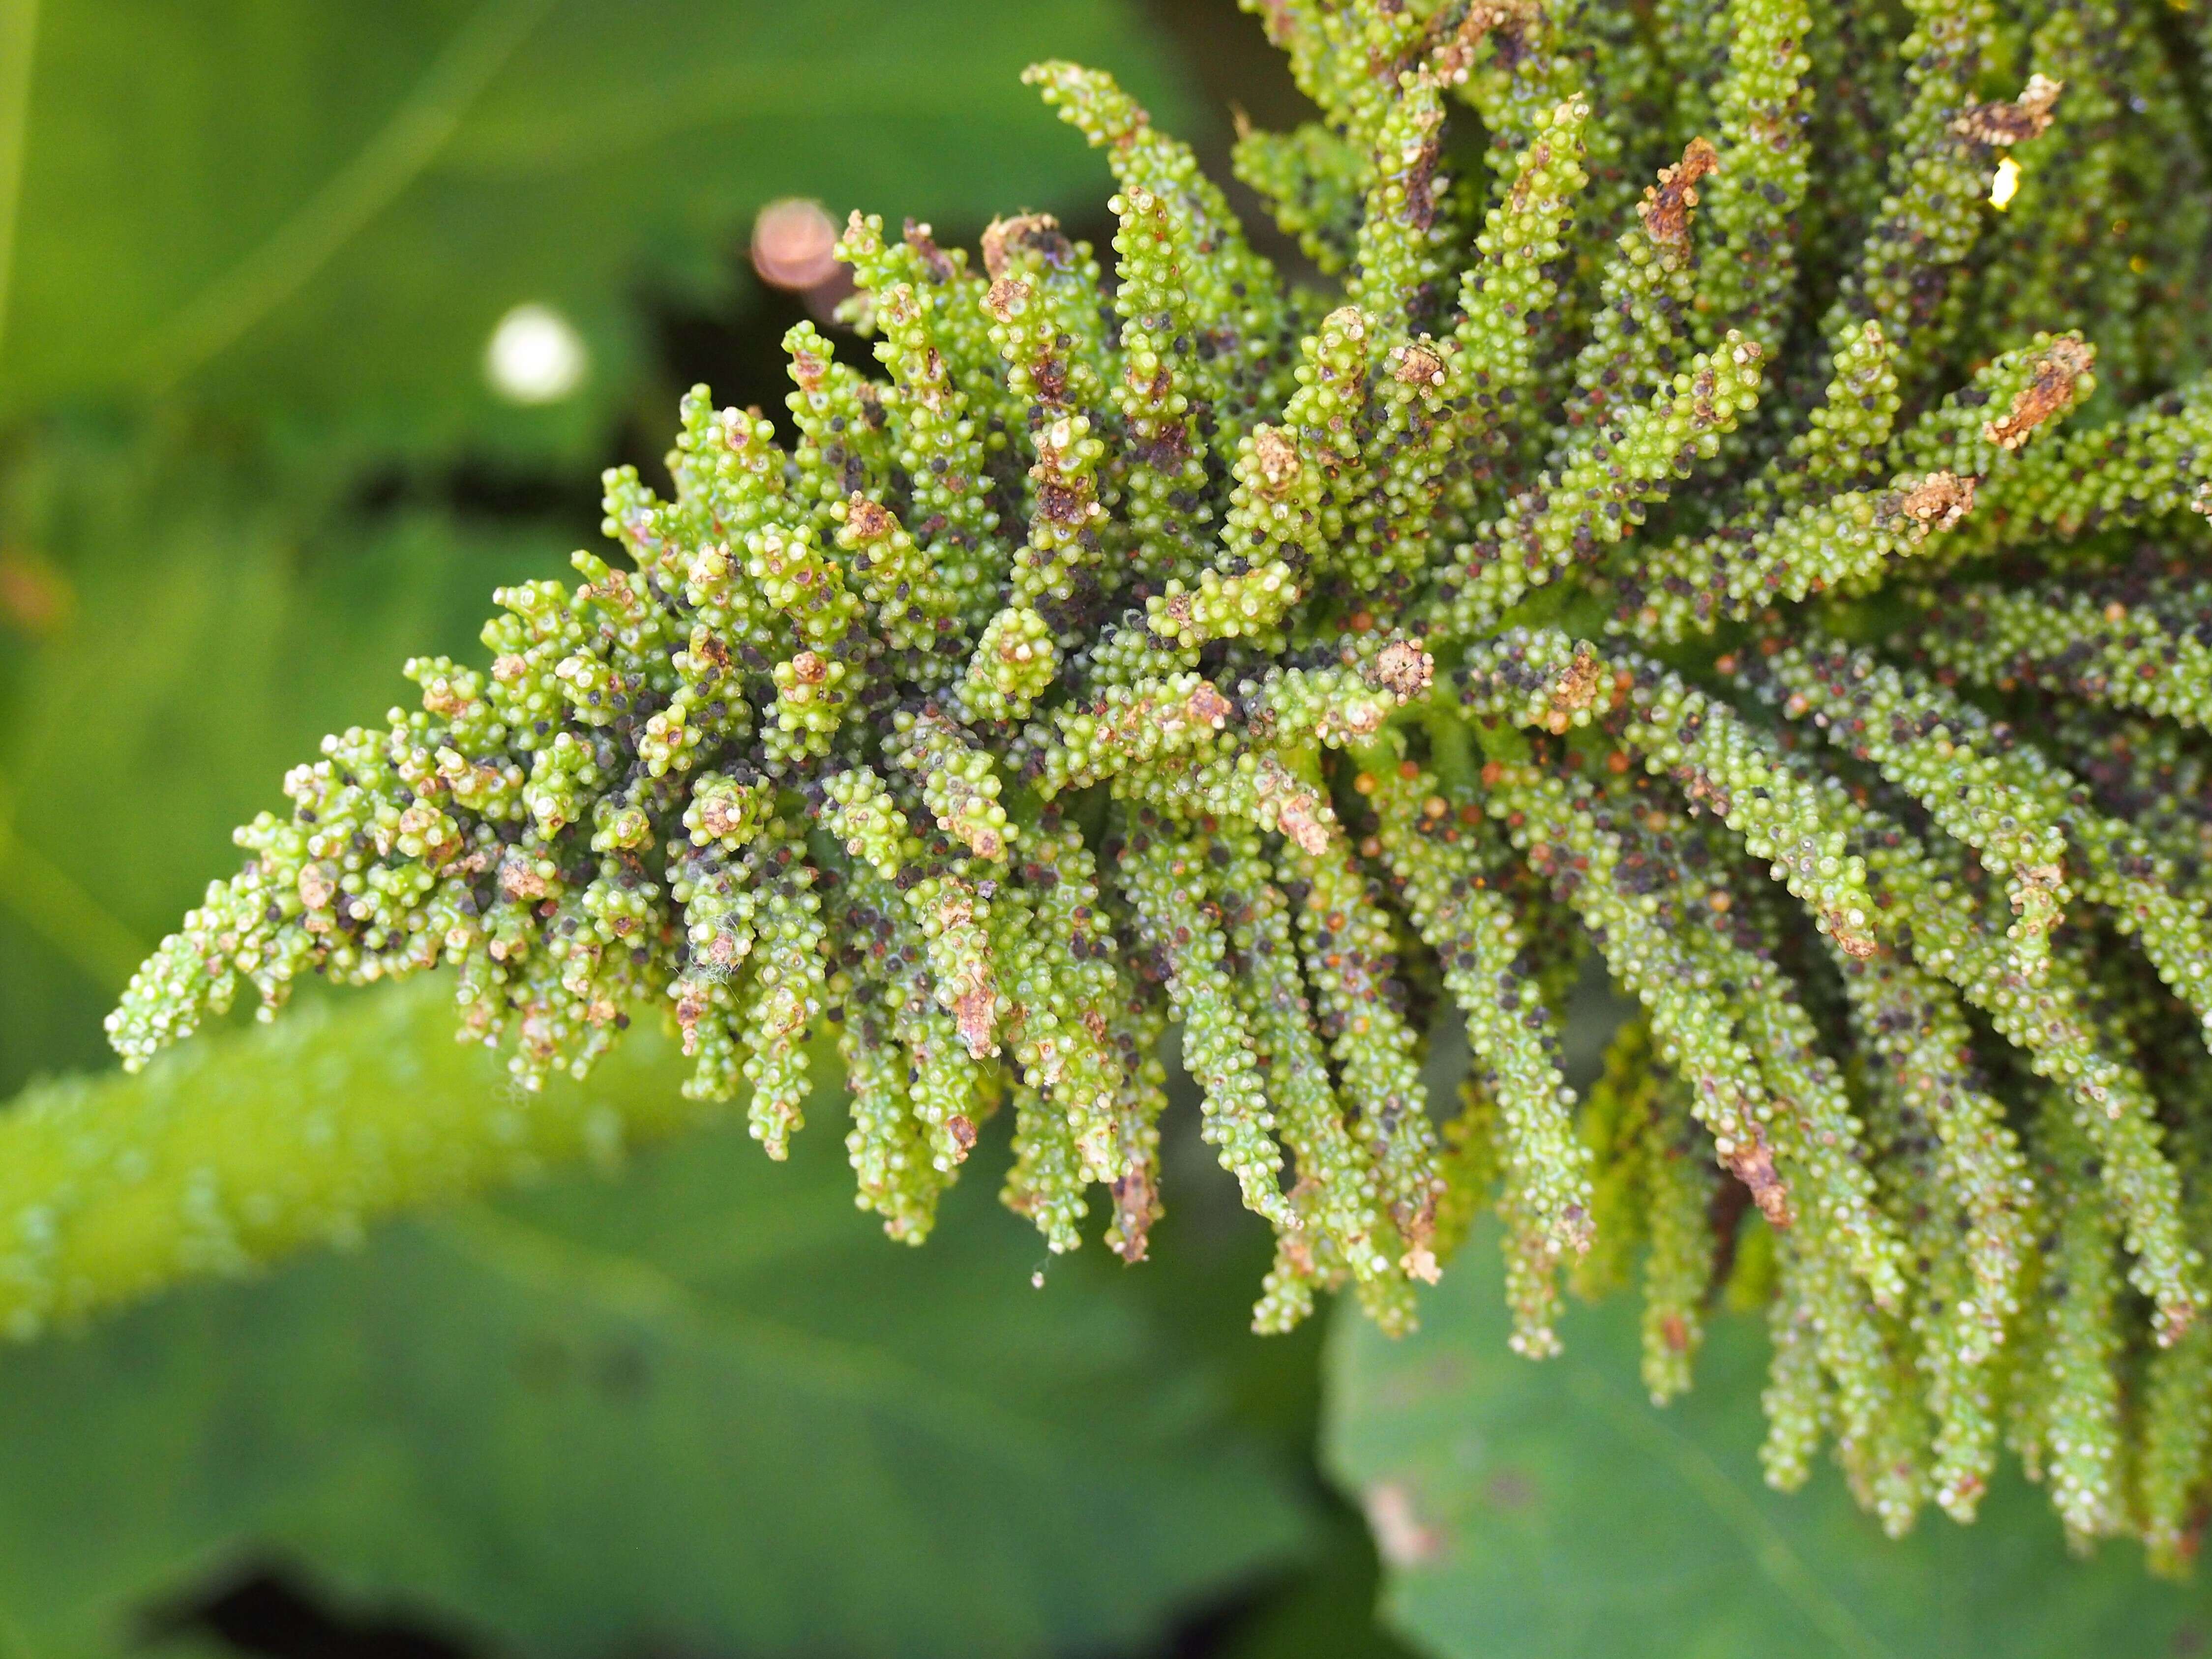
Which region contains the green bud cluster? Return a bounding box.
[101,0,2212,1568]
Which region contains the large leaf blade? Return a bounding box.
[0,985,1311,1658]
[1323,1235,2212,1659]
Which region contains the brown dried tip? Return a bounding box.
[1252,425,1301,495]
[1550,642,1603,715]
[1899,470,1977,531]
[1432,0,1540,86]
[297,863,337,911]
[673,981,712,1048]
[945,1114,979,1162]
[693,797,745,842]
[1827,911,1879,960]
[1393,343,1448,388]
[1983,335,2095,450]
[420,682,471,719]
[1110,1159,1161,1262]
[901,219,957,283]
[789,335,829,393]
[1276,793,1333,856]
[843,494,895,541]
[2159,1301,2199,1348]
[1153,590,1196,637]
[1398,89,1446,232]
[1184,681,1236,728]
[1673,764,1731,818]
[498,851,551,902]
[981,211,1074,280]
[1953,73,2063,148]
[1035,466,1089,526]
[1558,1201,1594,1257]
[1724,1131,1793,1227]
[1273,1221,1319,1285]
[983,276,1028,325]
[952,976,997,1058]
[1401,1242,1443,1285]
[1335,702,1389,741]
[1255,757,1335,854]
[1638,137,1720,248]
[1506,141,1550,212]
[690,628,734,675]
[1369,639,1436,699]
[2014,862,2066,915]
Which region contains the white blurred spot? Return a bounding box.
[486,303,587,405]
[751,197,842,292]
[1363,1481,1444,1566]
[1990,156,2021,211]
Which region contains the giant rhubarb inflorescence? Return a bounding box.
[106,0,2212,1563]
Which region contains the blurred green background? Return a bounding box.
[0,3,2205,1655]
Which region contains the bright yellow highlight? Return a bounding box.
[1991,156,2022,210]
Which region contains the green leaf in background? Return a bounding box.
[0,984,1311,1658]
[0,0,1196,466]
[1324,1232,2212,1659]
[0,430,576,1092]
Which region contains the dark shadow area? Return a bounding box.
[147,1568,476,1659]
[352,457,605,540]
[148,1550,1404,1659]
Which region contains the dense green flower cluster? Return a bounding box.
[108,0,2212,1565]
